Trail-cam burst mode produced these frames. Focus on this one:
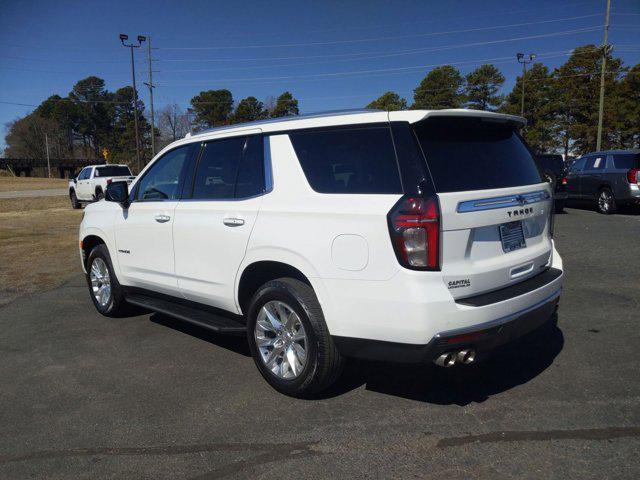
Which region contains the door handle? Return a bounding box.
[155,214,171,223]
[223,217,245,227]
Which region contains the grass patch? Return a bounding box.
[0,196,82,306]
[0,176,69,192]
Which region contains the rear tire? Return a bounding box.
[554,200,565,214]
[597,188,617,215]
[246,278,344,398]
[85,244,130,317]
[70,190,81,209]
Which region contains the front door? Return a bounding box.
[173,134,265,312]
[566,156,587,198]
[76,167,93,200]
[114,144,195,294]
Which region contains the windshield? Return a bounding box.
[95,166,132,177]
[413,117,542,193]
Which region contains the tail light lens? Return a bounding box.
[388,196,440,270]
[627,168,639,184]
[107,179,113,185]
[561,177,568,185]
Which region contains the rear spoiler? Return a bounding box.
[389,109,527,129]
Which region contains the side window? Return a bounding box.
[613,154,638,170]
[137,146,191,201]
[80,168,91,180]
[235,136,265,198]
[192,136,246,200]
[289,125,402,194]
[571,157,587,173]
[592,156,605,170]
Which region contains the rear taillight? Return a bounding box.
[388,195,440,270]
[627,168,639,184]
[561,177,568,185]
[107,179,113,185]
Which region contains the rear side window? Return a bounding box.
[586,156,605,170]
[289,125,402,194]
[613,154,639,169]
[413,117,542,193]
[192,135,264,200]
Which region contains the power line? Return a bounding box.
[158,14,603,51]
[152,26,602,71]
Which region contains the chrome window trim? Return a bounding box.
[457,189,550,213]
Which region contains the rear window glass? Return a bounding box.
[289,126,402,194]
[413,117,542,193]
[95,166,131,177]
[613,154,639,169]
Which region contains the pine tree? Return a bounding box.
[366,91,407,111]
[412,66,464,109]
[465,64,505,111]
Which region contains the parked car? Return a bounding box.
[566,150,640,214]
[535,154,568,213]
[69,164,135,209]
[79,109,563,397]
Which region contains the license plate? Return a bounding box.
[499,221,526,253]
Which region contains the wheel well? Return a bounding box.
[81,235,105,268]
[598,184,612,192]
[237,261,311,315]
[69,188,75,196]
[95,186,103,193]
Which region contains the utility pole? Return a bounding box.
[45,133,51,178]
[596,0,611,152]
[119,33,146,173]
[516,53,536,117]
[144,36,156,158]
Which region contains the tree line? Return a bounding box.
[3,81,299,169]
[367,45,639,155]
[3,43,638,169]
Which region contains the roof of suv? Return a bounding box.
[583,149,640,155]
[183,108,526,141]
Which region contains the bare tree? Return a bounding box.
[157,103,191,146]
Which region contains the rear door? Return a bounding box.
[412,116,552,299]
[582,154,606,199]
[173,133,264,312]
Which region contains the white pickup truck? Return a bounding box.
[69,164,135,209]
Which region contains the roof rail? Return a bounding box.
[186,108,382,138]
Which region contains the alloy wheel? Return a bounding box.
[598,190,611,213]
[254,300,308,379]
[90,257,111,307]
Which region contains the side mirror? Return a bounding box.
[105,181,129,207]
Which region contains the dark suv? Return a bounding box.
[535,154,568,213]
[566,150,640,214]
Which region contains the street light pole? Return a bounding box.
[596,0,611,152]
[119,34,146,173]
[516,53,536,117]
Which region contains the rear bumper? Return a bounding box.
[333,290,560,363]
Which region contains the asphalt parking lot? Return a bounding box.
[1,206,639,479]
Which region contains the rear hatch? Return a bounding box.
[412,115,553,299]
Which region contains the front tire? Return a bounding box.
[95,188,104,201]
[246,278,344,397]
[85,244,129,317]
[597,188,617,215]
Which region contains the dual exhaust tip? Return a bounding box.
[434,349,476,367]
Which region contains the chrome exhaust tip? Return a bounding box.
[457,349,476,365]
[434,352,457,367]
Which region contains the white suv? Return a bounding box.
[79,109,563,397]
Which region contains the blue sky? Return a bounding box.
[1,0,639,150]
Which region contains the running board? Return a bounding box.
[125,293,246,335]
